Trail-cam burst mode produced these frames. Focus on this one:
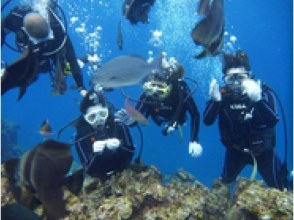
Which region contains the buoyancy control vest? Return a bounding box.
[219,85,276,155]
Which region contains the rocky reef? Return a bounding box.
[1,119,22,162]
[1,164,293,219]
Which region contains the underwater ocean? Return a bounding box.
[1,0,293,190]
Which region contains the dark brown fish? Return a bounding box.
[4,139,84,220]
[191,0,225,59]
[1,203,41,220]
[197,0,212,15]
[122,0,156,25]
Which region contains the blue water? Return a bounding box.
[2,0,293,187]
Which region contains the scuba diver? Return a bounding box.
[1,0,87,100]
[203,50,289,190]
[115,56,203,158]
[122,0,156,25]
[75,90,135,179]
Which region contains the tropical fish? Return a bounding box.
[1,203,41,220]
[122,0,156,25]
[223,207,258,220]
[91,54,163,89]
[1,46,40,100]
[117,19,123,50]
[191,0,225,59]
[125,97,149,125]
[39,119,53,138]
[3,139,84,220]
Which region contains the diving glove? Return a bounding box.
[188,141,203,158]
[162,122,176,136]
[105,138,121,150]
[93,140,106,153]
[79,88,88,97]
[209,79,221,101]
[114,109,135,126]
[242,79,262,102]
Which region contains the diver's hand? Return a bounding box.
[209,79,221,102]
[1,61,6,77]
[80,89,88,97]
[162,123,176,136]
[188,141,203,158]
[105,138,121,150]
[1,68,5,78]
[92,140,106,153]
[242,79,262,102]
[77,59,86,69]
[114,109,135,126]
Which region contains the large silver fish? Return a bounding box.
[91,54,162,89]
[191,0,224,59]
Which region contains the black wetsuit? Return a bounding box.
[203,83,285,189]
[1,4,84,96]
[75,115,135,179]
[136,80,200,143]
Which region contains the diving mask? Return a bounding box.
[84,105,109,127]
[224,67,249,85]
[143,81,171,100]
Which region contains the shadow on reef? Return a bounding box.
[1,163,293,220]
[1,119,23,162]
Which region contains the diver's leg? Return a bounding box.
[221,148,247,201]
[221,148,247,184]
[257,149,284,190]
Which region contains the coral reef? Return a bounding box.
[233,178,293,220]
[1,119,22,162]
[1,164,293,220]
